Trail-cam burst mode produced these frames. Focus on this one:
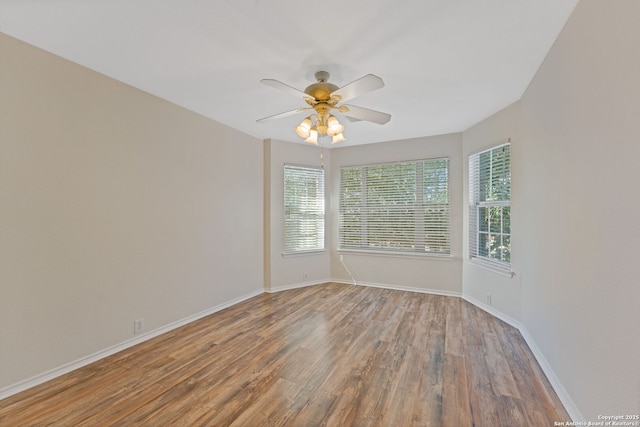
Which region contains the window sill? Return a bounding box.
[338,248,453,260]
[469,257,515,278]
[282,249,327,258]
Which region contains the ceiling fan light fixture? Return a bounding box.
[332,133,345,144]
[294,117,312,138]
[316,124,328,135]
[326,115,344,136]
[258,71,390,146]
[305,128,319,144]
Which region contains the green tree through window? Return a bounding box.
[469,143,511,270]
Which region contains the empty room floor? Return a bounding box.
[0,283,569,426]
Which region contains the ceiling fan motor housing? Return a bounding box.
[304,83,338,103]
[304,71,339,103]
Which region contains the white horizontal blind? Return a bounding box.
[284,165,325,253]
[469,143,511,271]
[339,158,450,255]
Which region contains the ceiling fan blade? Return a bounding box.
[260,79,313,101]
[256,107,309,123]
[330,74,384,103]
[341,105,391,125]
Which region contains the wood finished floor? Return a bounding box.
[0,283,569,426]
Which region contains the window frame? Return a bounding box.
[468,141,513,276]
[283,164,325,255]
[338,157,451,258]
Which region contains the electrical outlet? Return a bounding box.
[303,272,308,280]
[485,294,492,305]
[134,318,144,334]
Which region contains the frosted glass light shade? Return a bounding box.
[327,115,344,136]
[332,133,345,144]
[305,128,319,144]
[294,117,312,138]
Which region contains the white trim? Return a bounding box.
[518,328,585,422]
[268,278,462,298]
[265,279,329,293]
[331,278,461,297]
[468,142,512,270]
[462,294,521,328]
[468,257,515,277]
[283,164,325,254]
[0,288,264,401]
[331,279,357,286]
[468,138,511,157]
[462,295,584,422]
[338,249,453,260]
[281,249,326,258]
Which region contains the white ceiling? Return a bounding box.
[0,0,578,147]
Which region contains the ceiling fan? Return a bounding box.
[257,71,391,144]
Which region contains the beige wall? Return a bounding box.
[329,134,463,295]
[519,0,640,419]
[264,133,465,296]
[462,102,522,323]
[264,139,331,290]
[463,0,640,419]
[0,34,264,389]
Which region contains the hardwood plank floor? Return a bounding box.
[0,283,570,426]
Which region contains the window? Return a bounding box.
[283,165,325,254]
[339,158,450,256]
[469,142,511,272]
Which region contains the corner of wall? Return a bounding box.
[263,139,272,290]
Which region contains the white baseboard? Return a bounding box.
[265,279,330,293]
[267,279,461,297]
[332,278,462,298]
[462,295,584,422]
[0,288,264,401]
[518,327,585,422]
[461,294,521,329]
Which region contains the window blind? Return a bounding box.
[284,165,325,253]
[469,143,511,272]
[339,158,450,255]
